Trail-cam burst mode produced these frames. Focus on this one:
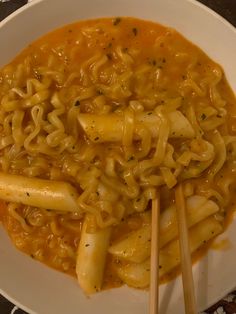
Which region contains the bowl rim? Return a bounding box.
[0,0,236,313]
[1,0,236,34]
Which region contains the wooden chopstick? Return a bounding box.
[175,184,197,314]
[149,191,160,314]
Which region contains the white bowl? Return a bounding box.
[0,0,236,313]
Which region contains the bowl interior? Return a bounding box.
[0,0,236,313]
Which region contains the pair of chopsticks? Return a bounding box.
[149,184,197,314]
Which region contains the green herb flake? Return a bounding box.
[97,90,103,95]
[132,28,138,36]
[128,156,134,161]
[113,17,121,26]
[34,72,42,81]
[147,58,156,66]
[106,53,112,60]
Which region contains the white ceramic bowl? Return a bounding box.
[0,0,236,313]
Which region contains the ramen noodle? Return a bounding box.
[0,17,236,294]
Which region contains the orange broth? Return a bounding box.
[0,17,236,289]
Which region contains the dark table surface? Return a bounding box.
[0,0,236,313]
